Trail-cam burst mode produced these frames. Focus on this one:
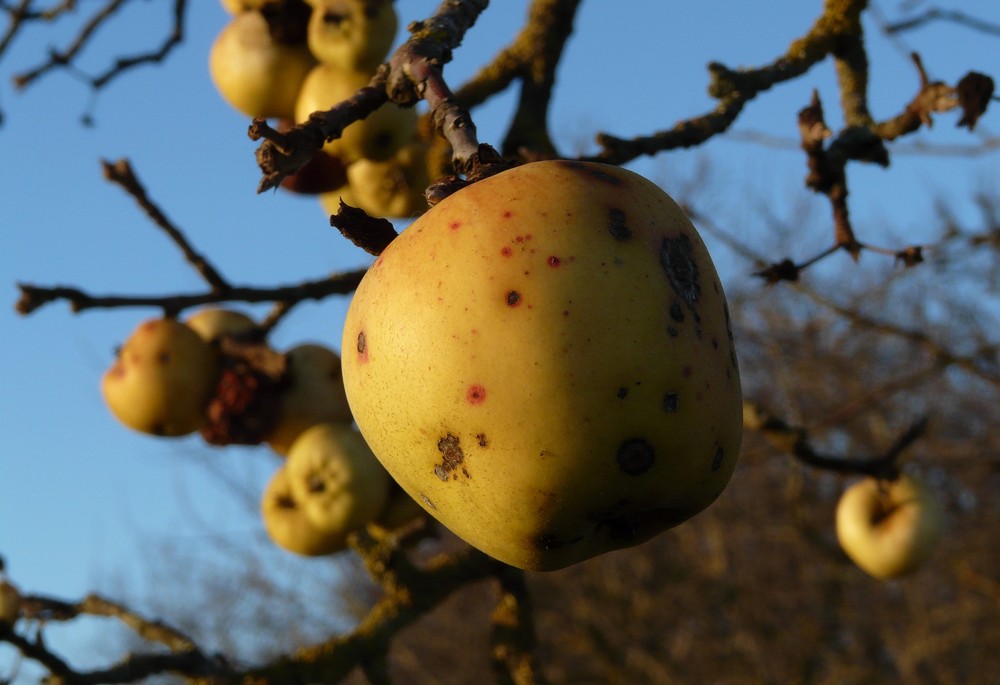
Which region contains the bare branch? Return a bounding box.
[101,158,230,293]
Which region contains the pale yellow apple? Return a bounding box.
[346,139,430,219]
[101,318,220,437]
[265,344,354,455]
[260,464,344,556]
[342,160,743,571]
[210,11,316,120]
[836,473,945,579]
[295,62,416,163]
[285,423,391,539]
[220,0,269,13]
[184,308,258,343]
[307,0,398,71]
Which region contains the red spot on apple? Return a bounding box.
[547,256,561,267]
[449,220,461,230]
[501,246,513,257]
[503,211,513,219]
[466,384,487,405]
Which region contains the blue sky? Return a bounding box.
[1,0,997,676]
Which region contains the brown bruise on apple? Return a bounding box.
[342,160,743,571]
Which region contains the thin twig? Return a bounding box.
[101,158,230,293]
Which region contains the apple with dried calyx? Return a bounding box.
[285,423,391,546]
[342,160,743,571]
[261,465,344,556]
[306,0,398,71]
[836,473,944,579]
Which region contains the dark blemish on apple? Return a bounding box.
[466,384,487,405]
[667,326,679,337]
[711,447,725,472]
[608,208,632,241]
[506,290,522,307]
[503,210,513,219]
[501,246,513,257]
[150,422,167,437]
[669,302,684,323]
[449,220,461,230]
[616,438,655,476]
[357,330,369,363]
[617,387,629,399]
[712,338,719,350]
[660,234,701,310]
[419,493,437,510]
[547,255,561,267]
[434,433,465,482]
[663,393,679,412]
[477,433,488,447]
[307,475,326,493]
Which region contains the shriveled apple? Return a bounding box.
[210,10,316,120]
[342,160,742,571]
[306,0,398,71]
[261,464,343,556]
[295,62,416,163]
[265,344,354,455]
[836,473,945,579]
[285,423,391,542]
[102,318,220,437]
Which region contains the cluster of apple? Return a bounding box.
[210,0,430,219]
[100,311,422,557]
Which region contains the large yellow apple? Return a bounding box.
[835,473,945,579]
[342,160,743,571]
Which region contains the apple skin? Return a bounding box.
[306,0,398,71]
[101,318,220,437]
[285,423,391,543]
[184,308,258,343]
[265,344,355,455]
[209,11,316,120]
[346,139,430,219]
[341,160,742,571]
[295,62,417,164]
[836,473,945,580]
[261,465,344,556]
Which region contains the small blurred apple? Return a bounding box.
[836,473,945,579]
[260,465,344,556]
